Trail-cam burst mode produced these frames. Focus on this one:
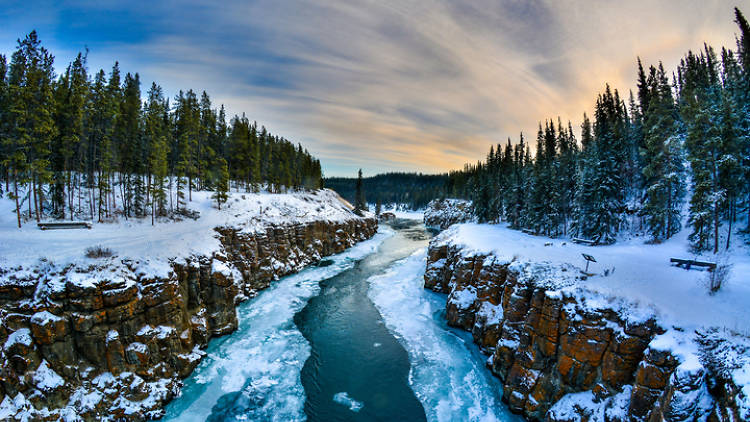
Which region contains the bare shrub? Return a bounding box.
[706,261,732,294]
[85,245,114,259]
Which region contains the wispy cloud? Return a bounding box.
[0,0,740,176]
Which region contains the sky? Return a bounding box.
[0,0,743,177]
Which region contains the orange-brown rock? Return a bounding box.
[424,235,741,421]
[0,216,377,421]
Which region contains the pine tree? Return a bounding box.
[558,120,578,235]
[100,62,121,218]
[145,83,169,224]
[572,113,597,239]
[354,168,367,215]
[6,31,57,226]
[733,8,750,231]
[0,54,8,198]
[174,90,199,210]
[52,52,89,220]
[587,86,627,244]
[641,63,685,241]
[681,47,726,252]
[114,72,141,217]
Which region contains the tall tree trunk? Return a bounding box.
[78,174,82,218]
[666,183,672,239]
[68,170,73,221]
[28,181,32,219]
[110,173,116,210]
[726,211,733,250]
[98,171,103,223]
[32,174,40,222]
[726,198,734,250]
[713,203,719,254]
[90,185,94,221]
[13,170,21,229]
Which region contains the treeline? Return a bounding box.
[0,31,323,227]
[325,172,449,210]
[453,8,750,253]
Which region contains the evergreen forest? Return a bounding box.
[0,31,323,227]
[449,7,750,253]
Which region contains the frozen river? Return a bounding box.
[163,219,518,421]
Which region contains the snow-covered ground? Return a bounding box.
[368,249,521,422]
[378,204,425,220]
[437,223,750,334]
[162,231,390,421]
[0,188,364,271]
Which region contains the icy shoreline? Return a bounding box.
[368,248,520,422]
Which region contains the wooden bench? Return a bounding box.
[38,221,92,230]
[670,258,716,271]
[521,228,537,235]
[572,237,597,246]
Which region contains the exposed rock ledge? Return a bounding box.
[424,234,748,421]
[0,217,377,421]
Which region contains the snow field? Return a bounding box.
[0,188,364,271]
[437,222,750,334]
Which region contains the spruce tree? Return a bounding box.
[642,63,685,241]
[681,48,725,252]
[354,168,367,215]
[572,113,597,239]
[52,52,88,219]
[0,55,8,198]
[6,31,57,226]
[733,8,750,231]
[145,83,169,224]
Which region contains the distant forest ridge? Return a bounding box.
[325,172,454,210]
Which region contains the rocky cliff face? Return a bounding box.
[0,217,377,421]
[424,240,747,421]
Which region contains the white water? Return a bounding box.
[162,231,391,422]
[368,248,521,422]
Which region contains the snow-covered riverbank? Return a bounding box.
[163,231,390,421]
[0,190,378,420]
[425,222,750,420]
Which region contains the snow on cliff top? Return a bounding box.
[435,222,750,333]
[0,188,364,270]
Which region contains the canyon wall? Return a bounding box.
[424,239,746,421]
[0,217,377,421]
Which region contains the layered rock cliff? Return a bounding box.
[424,236,748,421]
[0,217,377,421]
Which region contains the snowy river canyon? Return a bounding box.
[162,219,519,421]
